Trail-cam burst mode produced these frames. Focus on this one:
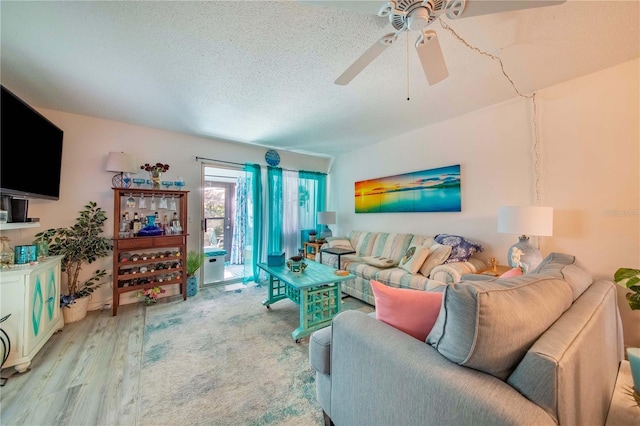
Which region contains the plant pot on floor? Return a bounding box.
[62,295,90,323]
[187,275,198,297]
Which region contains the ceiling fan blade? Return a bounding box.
[296,0,383,15]
[453,0,566,19]
[415,30,448,86]
[335,33,396,85]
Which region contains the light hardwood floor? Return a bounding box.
[1,302,145,425]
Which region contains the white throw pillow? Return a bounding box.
[399,245,431,274]
[362,256,397,268]
[328,238,353,249]
[419,243,453,277]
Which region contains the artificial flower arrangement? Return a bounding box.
[137,286,166,304]
[141,162,170,174]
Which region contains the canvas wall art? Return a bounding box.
[355,164,461,213]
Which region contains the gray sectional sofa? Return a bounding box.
[319,230,485,305]
[310,253,624,425]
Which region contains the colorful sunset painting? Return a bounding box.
[355,165,461,213]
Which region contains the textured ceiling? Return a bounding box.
[1,0,638,157]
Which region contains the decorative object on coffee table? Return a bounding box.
[286,255,307,274]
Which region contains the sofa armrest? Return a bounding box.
[309,325,332,374]
[326,310,554,426]
[430,258,486,284]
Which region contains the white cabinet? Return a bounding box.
[0,256,64,372]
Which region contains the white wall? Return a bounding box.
[2,110,330,307]
[330,58,639,279]
[331,94,535,267]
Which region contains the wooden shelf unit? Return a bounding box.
[303,241,323,261]
[111,188,189,315]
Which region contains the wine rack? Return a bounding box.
[111,188,189,315]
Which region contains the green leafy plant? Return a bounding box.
[33,202,112,306]
[186,250,205,277]
[614,267,640,310]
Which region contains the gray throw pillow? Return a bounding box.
[426,274,573,380]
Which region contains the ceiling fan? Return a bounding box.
[303,0,565,86]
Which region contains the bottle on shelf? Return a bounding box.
[163,214,169,235]
[172,212,181,234]
[133,212,142,234]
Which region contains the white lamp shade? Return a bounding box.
[106,152,137,173]
[498,206,553,236]
[317,211,336,225]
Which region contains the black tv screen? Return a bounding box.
[1,85,64,200]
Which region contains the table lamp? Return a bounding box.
[497,206,553,273]
[106,152,137,188]
[318,211,336,239]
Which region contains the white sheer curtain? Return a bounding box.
[282,170,300,259]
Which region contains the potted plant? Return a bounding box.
[309,229,317,242]
[614,267,640,406]
[186,250,205,297]
[33,202,112,323]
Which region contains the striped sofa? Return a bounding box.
[319,231,485,305]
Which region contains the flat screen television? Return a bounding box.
[1,85,64,200]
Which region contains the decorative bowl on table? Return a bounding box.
[286,255,307,274]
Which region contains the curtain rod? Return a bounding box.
[195,155,324,175]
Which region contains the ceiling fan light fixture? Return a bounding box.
[407,7,430,31]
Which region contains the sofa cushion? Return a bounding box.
[347,262,380,281]
[370,233,414,263]
[374,267,442,291]
[426,274,574,380]
[530,253,592,301]
[408,234,435,249]
[362,256,397,268]
[399,245,431,274]
[419,243,452,277]
[434,234,483,263]
[327,238,353,249]
[370,279,442,341]
[347,231,379,256]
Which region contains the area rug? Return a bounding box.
[139,284,373,425]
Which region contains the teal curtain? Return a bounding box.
[299,170,326,234]
[243,163,262,283]
[267,166,283,254]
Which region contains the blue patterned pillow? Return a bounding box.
[434,234,483,263]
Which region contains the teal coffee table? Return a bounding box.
[258,261,355,342]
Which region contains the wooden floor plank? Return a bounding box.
[0,303,145,426]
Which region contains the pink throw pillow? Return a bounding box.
[370,279,443,341]
[500,267,523,278]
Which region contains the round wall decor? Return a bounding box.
[265,149,280,166]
